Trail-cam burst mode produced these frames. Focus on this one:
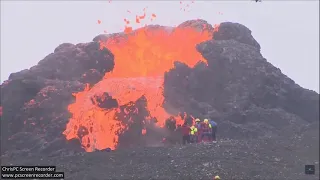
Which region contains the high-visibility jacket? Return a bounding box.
[190,125,198,135]
[190,130,195,135]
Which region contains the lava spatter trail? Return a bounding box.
[64,22,219,152]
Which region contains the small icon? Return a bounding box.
[305,165,315,175]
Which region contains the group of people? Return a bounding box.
[180,118,218,144]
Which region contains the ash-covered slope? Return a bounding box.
[1,20,319,179]
[1,134,319,180]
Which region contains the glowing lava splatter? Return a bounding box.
[179,0,195,12]
[123,7,155,34]
[64,10,220,152]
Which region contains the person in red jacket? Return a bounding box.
[181,122,191,145]
[200,119,212,142]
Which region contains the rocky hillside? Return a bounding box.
[1,20,319,179]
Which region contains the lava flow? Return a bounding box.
[63,21,218,152]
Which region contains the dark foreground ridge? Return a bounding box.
[1,20,319,180]
[2,130,319,180]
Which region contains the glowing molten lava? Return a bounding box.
[64,23,218,152]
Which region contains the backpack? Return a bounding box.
[210,120,217,127]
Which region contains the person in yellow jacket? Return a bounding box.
[214,175,220,180]
[204,119,213,128]
[190,125,198,143]
[194,118,201,143]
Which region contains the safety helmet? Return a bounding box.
[195,118,200,122]
[204,119,209,123]
[214,175,220,180]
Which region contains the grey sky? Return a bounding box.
[1,1,319,92]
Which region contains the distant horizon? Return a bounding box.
[1,1,319,92]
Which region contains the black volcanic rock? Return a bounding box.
[54,43,75,53]
[177,19,214,32]
[80,69,105,86]
[91,92,119,109]
[197,39,318,122]
[9,42,114,83]
[213,22,261,51]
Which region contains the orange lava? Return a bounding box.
[64,20,219,152]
